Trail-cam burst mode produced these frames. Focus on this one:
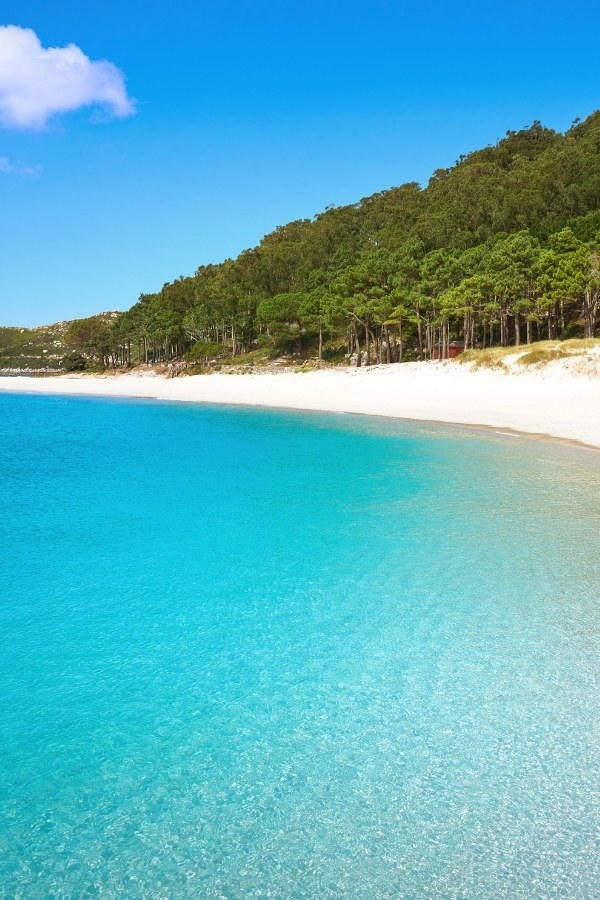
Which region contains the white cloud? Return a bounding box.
[0,25,136,129]
[0,155,41,176]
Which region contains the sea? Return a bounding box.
[1,391,599,898]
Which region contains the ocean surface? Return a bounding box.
[1,392,599,898]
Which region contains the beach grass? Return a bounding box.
[459,338,600,369]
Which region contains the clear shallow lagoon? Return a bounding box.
[1,392,599,898]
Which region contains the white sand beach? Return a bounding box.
[2,359,600,449]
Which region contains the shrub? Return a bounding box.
[61,352,87,372]
[185,341,224,364]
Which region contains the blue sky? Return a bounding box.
[1,1,600,326]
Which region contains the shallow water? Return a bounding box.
[1,393,599,898]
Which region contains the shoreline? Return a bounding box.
[2,362,600,451]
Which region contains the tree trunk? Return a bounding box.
[583,291,598,338]
[383,325,391,363]
[373,328,381,364]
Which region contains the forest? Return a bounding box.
[65,111,600,369]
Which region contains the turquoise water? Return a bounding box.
[1,392,599,898]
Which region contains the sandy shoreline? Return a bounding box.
[2,361,600,449]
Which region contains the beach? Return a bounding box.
[2,359,600,449]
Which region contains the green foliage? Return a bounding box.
[220,347,272,366]
[61,351,88,371]
[63,313,132,369]
[12,109,600,370]
[185,340,224,363]
[116,109,600,365]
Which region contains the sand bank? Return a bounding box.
[2,361,600,449]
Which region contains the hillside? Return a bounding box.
[6,110,600,372]
[0,313,121,372]
[0,323,69,371]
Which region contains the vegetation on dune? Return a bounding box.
[5,111,600,372]
[458,346,515,370]
[459,338,600,369]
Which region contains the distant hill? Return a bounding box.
[0,313,120,371]
[0,322,69,371]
